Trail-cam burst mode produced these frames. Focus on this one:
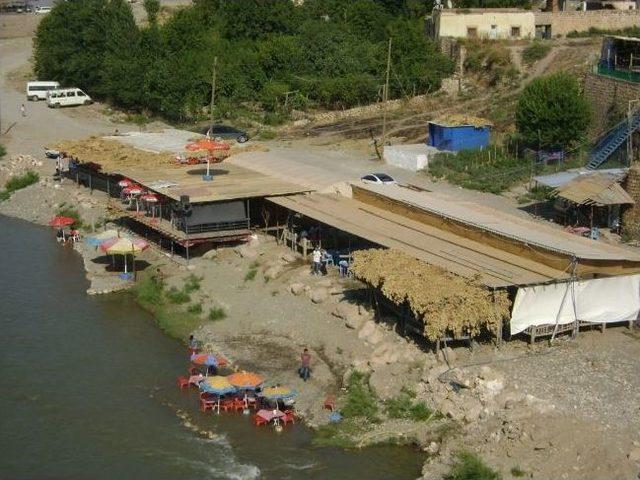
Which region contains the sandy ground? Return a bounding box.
[2,13,640,480]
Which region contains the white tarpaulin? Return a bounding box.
[510,274,640,335]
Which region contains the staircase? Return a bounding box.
[586,111,640,170]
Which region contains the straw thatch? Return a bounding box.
[432,114,493,128]
[55,138,175,173]
[351,249,511,340]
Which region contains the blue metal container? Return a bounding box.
[427,122,491,151]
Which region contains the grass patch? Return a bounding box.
[0,144,6,159]
[517,185,553,204]
[312,419,367,448]
[134,276,165,305]
[183,274,203,293]
[187,302,203,314]
[244,267,258,282]
[155,307,203,339]
[445,451,502,480]
[341,371,379,422]
[567,26,640,38]
[257,129,277,140]
[385,390,439,422]
[510,466,526,477]
[166,286,191,304]
[1,170,39,201]
[208,305,227,321]
[463,40,518,86]
[522,41,551,66]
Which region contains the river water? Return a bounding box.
[0,215,423,480]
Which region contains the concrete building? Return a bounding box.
[429,9,536,40]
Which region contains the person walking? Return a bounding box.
[20,103,26,117]
[312,246,322,276]
[299,348,311,382]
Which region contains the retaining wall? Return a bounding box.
[534,10,640,36]
[583,73,640,134]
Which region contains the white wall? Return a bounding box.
[437,11,536,39]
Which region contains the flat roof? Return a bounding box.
[115,162,310,203]
[269,193,569,288]
[534,168,627,189]
[358,184,640,262]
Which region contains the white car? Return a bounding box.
[360,173,397,185]
[35,6,51,13]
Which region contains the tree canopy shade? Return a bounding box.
[33,0,454,121]
[515,73,592,151]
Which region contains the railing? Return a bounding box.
[183,219,250,235]
[597,64,640,83]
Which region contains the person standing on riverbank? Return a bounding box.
[299,348,311,382]
[312,247,322,276]
[20,103,26,117]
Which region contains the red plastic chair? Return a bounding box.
[220,399,234,413]
[177,376,190,389]
[323,395,336,412]
[252,414,268,426]
[232,398,246,412]
[200,397,216,413]
[282,409,296,426]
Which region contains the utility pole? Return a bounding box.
[381,37,392,161]
[210,56,218,126]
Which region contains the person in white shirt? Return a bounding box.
[312,247,322,275]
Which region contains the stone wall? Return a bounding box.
[534,10,640,37]
[583,73,640,134]
[622,164,640,240]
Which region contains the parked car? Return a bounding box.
[35,6,51,13]
[360,173,397,185]
[46,88,92,108]
[26,80,60,101]
[203,124,249,143]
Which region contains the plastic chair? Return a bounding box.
[246,396,258,410]
[282,410,296,426]
[200,397,217,413]
[220,399,234,413]
[253,414,268,426]
[323,395,336,412]
[177,376,190,389]
[232,398,246,412]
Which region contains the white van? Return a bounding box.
[35,6,52,13]
[26,81,60,101]
[46,88,93,108]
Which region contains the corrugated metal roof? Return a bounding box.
[533,168,627,189]
[554,173,635,206]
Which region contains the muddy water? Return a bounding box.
[0,215,423,480]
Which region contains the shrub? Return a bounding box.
[166,286,190,304]
[0,144,6,159]
[463,41,518,85]
[187,302,203,314]
[445,451,502,480]
[208,306,227,321]
[386,392,437,421]
[516,72,591,150]
[522,41,551,66]
[244,267,258,282]
[183,274,202,293]
[134,276,165,305]
[510,466,526,477]
[341,371,379,421]
[1,170,40,201]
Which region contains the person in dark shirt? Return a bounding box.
[299,348,311,382]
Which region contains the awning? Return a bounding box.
[554,173,634,206]
[511,274,640,334]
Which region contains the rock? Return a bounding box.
[186,265,196,271]
[202,249,218,260]
[345,314,365,330]
[289,282,307,295]
[628,447,640,462]
[422,364,450,384]
[462,399,483,423]
[309,287,329,304]
[504,399,517,410]
[264,265,283,280]
[449,369,472,389]
[235,245,257,259]
[369,343,400,366]
[424,441,440,455]
[368,362,408,400]
[440,398,464,421]
[281,252,296,263]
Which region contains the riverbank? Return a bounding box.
[2,145,640,478]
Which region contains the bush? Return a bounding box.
[183,274,202,293]
[244,267,258,282]
[166,286,190,304]
[0,144,6,159]
[445,451,502,480]
[516,72,591,150]
[522,41,551,66]
[187,302,203,314]
[386,390,437,421]
[463,41,518,85]
[134,276,165,305]
[341,371,379,421]
[1,170,40,201]
[208,306,227,321]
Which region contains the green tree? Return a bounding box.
[516,73,591,150]
[143,0,160,24]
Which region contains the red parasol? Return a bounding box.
[118,178,134,188]
[122,185,144,195]
[48,216,76,228]
[141,193,159,203]
[185,139,230,152]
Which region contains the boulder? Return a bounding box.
[358,321,384,345]
[422,364,450,384]
[264,265,284,280]
[628,447,640,463]
[235,245,257,259]
[281,252,297,263]
[309,287,329,304]
[439,398,464,422]
[289,282,307,295]
[448,369,472,389]
[202,249,218,260]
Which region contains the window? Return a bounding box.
[511,26,521,37]
[77,91,86,97]
[67,91,75,97]
[467,27,478,38]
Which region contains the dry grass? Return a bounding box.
[351,249,511,341]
